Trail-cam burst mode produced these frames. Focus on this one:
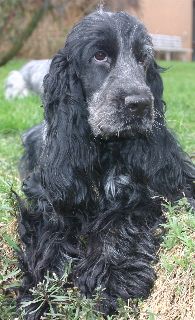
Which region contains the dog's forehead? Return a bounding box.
[71,11,146,41]
[87,11,145,36]
[66,11,151,59]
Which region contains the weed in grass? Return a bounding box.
[145,310,157,320]
[0,294,18,320]
[19,263,139,320]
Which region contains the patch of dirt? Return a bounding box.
[139,245,195,320]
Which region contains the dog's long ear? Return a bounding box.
[146,61,165,118]
[41,49,97,210]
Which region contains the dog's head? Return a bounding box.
[48,10,163,139]
[42,11,164,204]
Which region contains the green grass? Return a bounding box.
[0,60,44,319]
[0,60,43,224]
[0,59,194,319]
[161,61,195,152]
[161,198,195,271]
[0,60,43,133]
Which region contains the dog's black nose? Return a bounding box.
[125,94,152,116]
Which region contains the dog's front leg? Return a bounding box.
[75,204,160,315]
[18,197,81,319]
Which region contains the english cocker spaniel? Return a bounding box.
[18,10,195,319]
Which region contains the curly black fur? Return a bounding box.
[18,10,195,319]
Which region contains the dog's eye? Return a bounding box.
[94,51,108,62]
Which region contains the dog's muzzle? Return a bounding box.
[88,73,154,138]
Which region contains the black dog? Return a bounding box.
[18,10,195,319]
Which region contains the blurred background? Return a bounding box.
[0,0,195,65]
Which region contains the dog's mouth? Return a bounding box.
[95,109,154,139]
[88,95,154,139]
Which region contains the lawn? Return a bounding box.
[0,60,194,319]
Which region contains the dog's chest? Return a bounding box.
[104,172,131,199]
